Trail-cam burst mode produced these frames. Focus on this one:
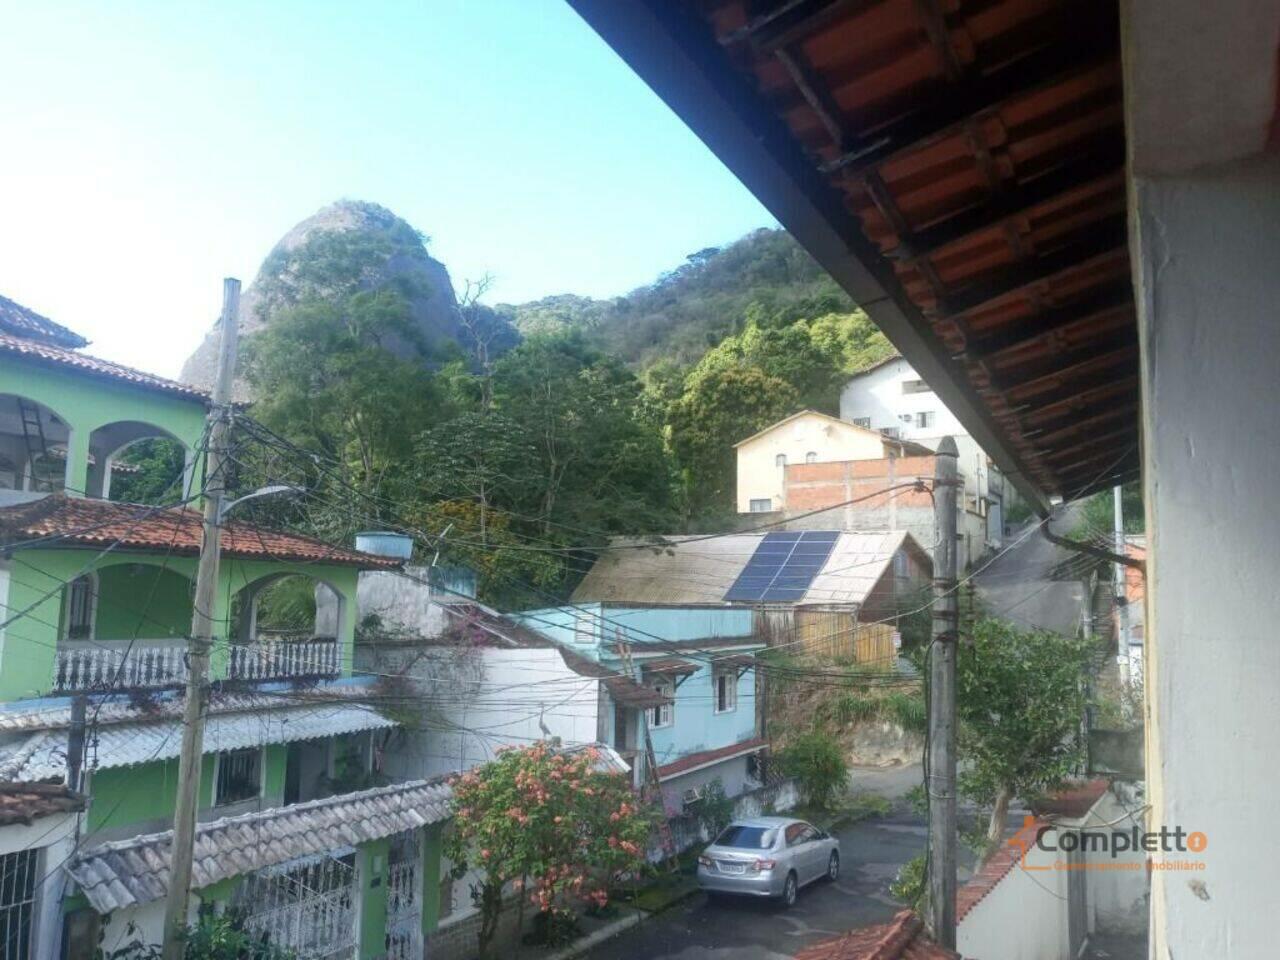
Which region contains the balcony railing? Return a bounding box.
[52,638,341,693]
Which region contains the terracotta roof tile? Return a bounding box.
[0,295,88,348]
[657,737,766,780]
[1031,778,1110,820]
[793,910,958,960]
[0,331,207,400]
[956,816,1048,922]
[0,494,398,568]
[0,780,86,826]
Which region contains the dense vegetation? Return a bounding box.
[123,223,892,604]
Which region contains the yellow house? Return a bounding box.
[734,410,914,514]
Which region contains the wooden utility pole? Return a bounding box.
[162,279,240,960]
[926,436,959,948]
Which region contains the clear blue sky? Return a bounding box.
[0,0,772,376]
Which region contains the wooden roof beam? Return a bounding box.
[998,341,1139,401]
[883,144,1126,261]
[821,30,1120,177]
[963,283,1134,359]
[775,45,851,150]
[935,218,1129,319]
[912,0,963,82]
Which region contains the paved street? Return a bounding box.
[584,812,925,960]
[975,508,1089,635]
[583,767,932,960]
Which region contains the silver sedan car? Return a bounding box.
[696,817,840,907]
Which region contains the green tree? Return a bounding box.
[955,617,1094,860]
[108,437,188,505]
[668,365,797,523]
[416,411,538,546]
[491,333,677,536]
[446,744,651,958]
[777,730,850,809]
[242,289,446,516]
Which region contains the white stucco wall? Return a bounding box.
[735,412,886,513]
[1129,152,1280,960]
[399,647,600,780]
[1077,791,1149,936]
[0,813,79,960]
[839,358,968,446]
[957,830,1070,960]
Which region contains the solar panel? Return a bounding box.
[724,531,839,602]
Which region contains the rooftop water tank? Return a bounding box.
[355,531,414,561]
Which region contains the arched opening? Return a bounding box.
[52,562,196,693]
[87,421,193,502]
[0,394,72,494]
[229,574,344,680]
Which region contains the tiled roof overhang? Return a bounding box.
[68,777,453,912]
[569,0,1138,506]
[0,494,400,569]
[0,331,208,400]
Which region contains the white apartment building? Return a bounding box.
[840,356,1008,547]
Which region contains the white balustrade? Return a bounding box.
[227,639,341,682]
[52,638,340,693]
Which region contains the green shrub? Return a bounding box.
[889,854,926,909]
[778,731,849,809]
[882,692,927,734]
[694,777,735,839]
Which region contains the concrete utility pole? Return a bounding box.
[162,279,240,960]
[926,436,959,948]
[1113,485,1130,686]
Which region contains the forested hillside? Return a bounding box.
[154,211,893,604]
[496,228,859,368]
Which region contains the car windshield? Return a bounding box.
[714,825,776,849]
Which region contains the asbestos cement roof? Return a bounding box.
[572,531,923,607]
[68,777,453,912]
[0,701,396,782]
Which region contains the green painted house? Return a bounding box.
[0,295,451,960]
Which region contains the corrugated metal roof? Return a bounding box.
[572,531,922,607]
[0,686,377,734]
[0,702,396,782]
[68,777,453,913]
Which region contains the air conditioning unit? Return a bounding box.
[682,787,703,807]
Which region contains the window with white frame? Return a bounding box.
[214,748,262,805]
[713,671,737,714]
[917,411,935,428]
[573,616,595,646]
[775,454,787,467]
[0,849,38,960]
[852,417,871,428]
[805,451,818,463]
[62,573,97,641]
[902,378,931,394]
[749,498,773,513]
[649,681,674,728]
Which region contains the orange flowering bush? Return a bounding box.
[446,743,652,956]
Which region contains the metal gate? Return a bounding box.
[235,853,357,960]
[385,831,422,960]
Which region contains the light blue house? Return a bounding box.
[513,602,767,811]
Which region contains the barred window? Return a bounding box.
[215,748,261,805]
[0,849,38,960]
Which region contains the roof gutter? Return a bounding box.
[567,0,1053,514]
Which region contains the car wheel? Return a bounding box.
[781,872,798,908]
[827,851,840,881]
